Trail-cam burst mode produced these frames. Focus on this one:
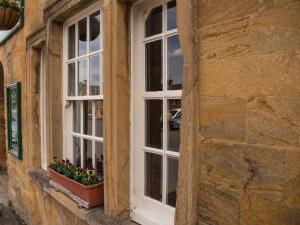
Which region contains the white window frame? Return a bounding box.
[62,2,103,168]
[131,1,181,225]
[40,48,48,170]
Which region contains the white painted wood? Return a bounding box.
[63,2,103,169]
[131,1,181,225]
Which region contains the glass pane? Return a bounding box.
[83,101,93,136]
[83,139,93,169]
[10,89,18,151]
[145,5,162,37]
[145,100,162,149]
[78,59,87,96]
[168,35,183,90]
[68,25,75,59]
[95,142,103,177]
[68,63,75,96]
[78,18,87,56]
[89,54,100,95]
[73,137,81,167]
[90,11,100,52]
[167,157,178,207]
[73,101,81,133]
[95,101,103,137]
[145,152,162,201]
[146,40,162,91]
[167,0,177,30]
[168,99,181,152]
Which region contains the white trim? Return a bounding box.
[40,48,48,171]
[63,1,103,169]
[130,1,181,225]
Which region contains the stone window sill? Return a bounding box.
[28,169,136,225]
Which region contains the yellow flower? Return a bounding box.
[87,170,95,176]
[76,171,81,176]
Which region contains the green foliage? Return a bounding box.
[49,158,102,186]
[0,0,21,12]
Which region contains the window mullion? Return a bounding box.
[80,101,84,167]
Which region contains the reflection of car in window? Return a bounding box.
[169,108,181,130]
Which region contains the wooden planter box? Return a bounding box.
[48,168,104,207]
[0,6,20,30]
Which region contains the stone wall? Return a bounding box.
[0,0,299,225]
[195,1,300,225]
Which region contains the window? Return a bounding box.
[40,48,47,170]
[64,5,103,174]
[131,1,182,225]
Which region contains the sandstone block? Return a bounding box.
[247,97,300,147]
[198,182,240,225]
[200,97,246,141]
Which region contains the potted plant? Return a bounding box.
[48,158,104,207]
[0,0,21,30]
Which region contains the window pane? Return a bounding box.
[68,63,75,96]
[95,101,103,137]
[90,11,100,52]
[78,18,87,56]
[167,35,183,90]
[73,137,81,167]
[145,152,162,201]
[68,25,75,59]
[168,99,181,152]
[83,139,93,169]
[73,101,81,133]
[95,142,103,176]
[167,157,178,207]
[145,5,162,37]
[146,40,162,91]
[167,0,177,30]
[78,59,87,96]
[145,100,162,149]
[83,101,92,136]
[89,54,100,95]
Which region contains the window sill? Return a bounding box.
[28,169,136,225]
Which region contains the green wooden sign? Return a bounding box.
[7,82,22,160]
[0,0,24,45]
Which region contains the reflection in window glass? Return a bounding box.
[167,0,177,30]
[90,11,101,52]
[168,99,181,152]
[68,63,75,96]
[78,60,87,96]
[145,152,162,201]
[68,25,76,59]
[95,101,103,137]
[95,142,103,176]
[146,40,162,91]
[73,101,81,133]
[78,18,87,56]
[145,100,163,149]
[168,35,183,90]
[73,137,81,167]
[145,5,162,37]
[83,139,93,168]
[83,101,93,136]
[167,157,178,207]
[89,55,100,95]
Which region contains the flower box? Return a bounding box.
[0,6,20,30]
[48,167,104,207]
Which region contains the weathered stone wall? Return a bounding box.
[195,1,300,225]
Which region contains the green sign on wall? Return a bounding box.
[7,82,22,160]
[0,0,24,45]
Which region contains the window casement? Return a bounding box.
[63,4,103,175]
[131,1,183,225]
[40,48,47,170]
